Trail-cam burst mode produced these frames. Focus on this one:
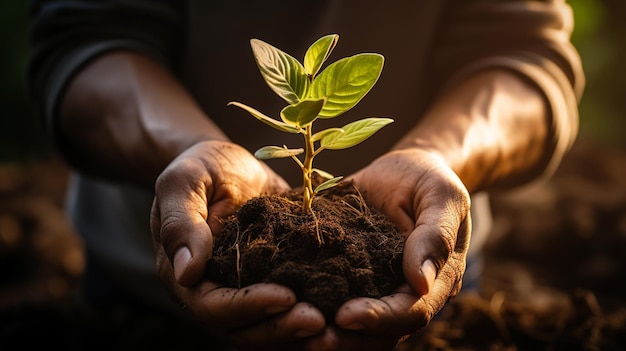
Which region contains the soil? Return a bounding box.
[205,181,405,320]
[1,138,625,350]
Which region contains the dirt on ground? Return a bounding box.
[1,138,625,350]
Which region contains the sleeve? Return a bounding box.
[27,0,185,143]
[430,0,585,180]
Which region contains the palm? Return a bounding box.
[328,149,472,344]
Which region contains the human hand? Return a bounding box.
[305,148,472,350]
[150,140,326,349]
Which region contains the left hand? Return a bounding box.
[305,148,472,350]
[150,141,326,349]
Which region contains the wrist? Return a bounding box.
[393,69,550,193]
[58,51,228,187]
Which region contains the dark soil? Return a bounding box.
[1,138,625,350]
[206,181,405,320]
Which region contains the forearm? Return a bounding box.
[59,51,228,187]
[394,69,549,193]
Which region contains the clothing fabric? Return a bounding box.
[28,0,584,315]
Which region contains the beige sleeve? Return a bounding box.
[432,0,585,180]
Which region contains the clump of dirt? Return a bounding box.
[206,181,405,319]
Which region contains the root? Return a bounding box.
[235,243,241,288]
[310,209,324,246]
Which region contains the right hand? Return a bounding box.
[303,148,472,350]
[150,140,326,350]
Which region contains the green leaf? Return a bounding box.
[250,39,309,104]
[228,101,299,133]
[310,53,384,118]
[254,146,303,160]
[280,98,325,128]
[321,118,394,150]
[304,34,339,78]
[311,128,344,142]
[314,176,343,193]
[312,168,335,179]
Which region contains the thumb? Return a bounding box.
[151,171,214,287]
[404,232,438,296]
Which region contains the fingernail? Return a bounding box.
[174,246,192,281]
[421,259,437,294]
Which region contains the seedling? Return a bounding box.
[229,34,393,213]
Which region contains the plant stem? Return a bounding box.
[302,125,315,213]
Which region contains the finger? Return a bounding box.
[334,286,428,337]
[151,198,178,296]
[182,282,299,328]
[154,160,214,286]
[404,229,444,295]
[404,185,470,294]
[227,302,326,350]
[405,205,471,295]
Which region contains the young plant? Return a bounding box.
[229,34,393,213]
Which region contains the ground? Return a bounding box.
[0,138,625,350]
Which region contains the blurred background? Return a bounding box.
[0,1,47,162]
[1,1,626,350]
[1,0,625,161]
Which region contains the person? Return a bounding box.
[27,0,584,350]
